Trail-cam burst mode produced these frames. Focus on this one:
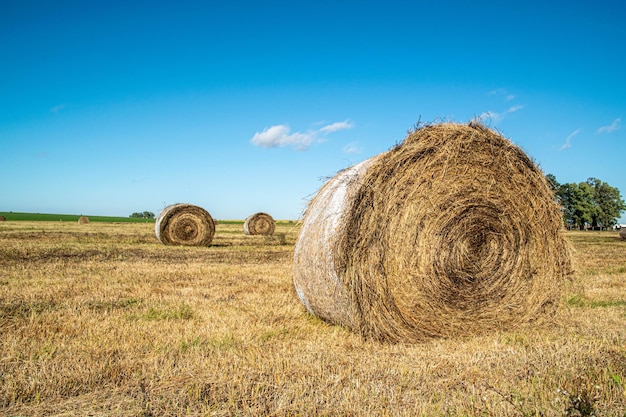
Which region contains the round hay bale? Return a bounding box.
[0,215,6,221]
[77,216,90,224]
[244,212,276,236]
[155,203,215,246]
[620,227,626,240]
[293,122,573,342]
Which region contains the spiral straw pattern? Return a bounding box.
[155,203,215,246]
[244,212,276,236]
[293,122,572,342]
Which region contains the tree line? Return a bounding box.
[129,211,155,219]
[547,174,625,230]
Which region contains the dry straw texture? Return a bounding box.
[155,203,215,246]
[294,122,573,343]
[77,216,90,224]
[244,212,276,236]
[620,227,626,240]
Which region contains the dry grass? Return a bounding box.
[0,221,625,416]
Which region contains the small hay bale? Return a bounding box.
[77,216,90,224]
[244,212,276,236]
[293,122,573,343]
[155,203,215,246]
[0,215,6,221]
[620,227,626,240]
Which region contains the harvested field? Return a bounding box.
[0,221,625,416]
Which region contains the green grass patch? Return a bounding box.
[0,211,155,223]
[129,304,194,321]
[1,212,299,224]
[567,295,626,308]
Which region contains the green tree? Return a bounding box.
[585,177,625,229]
[129,211,155,219]
[551,174,625,230]
[557,182,594,230]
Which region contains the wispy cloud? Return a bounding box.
[561,128,581,150]
[251,120,353,151]
[487,88,515,102]
[478,105,524,124]
[342,142,361,155]
[50,104,66,113]
[319,120,353,134]
[487,88,506,96]
[596,118,621,134]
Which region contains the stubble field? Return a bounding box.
[1,221,625,416]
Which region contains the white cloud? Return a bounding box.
[506,94,516,101]
[251,120,354,151]
[561,128,581,150]
[319,120,353,134]
[478,105,524,124]
[250,125,315,150]
[478,110,499,122]
[597,118,621,134]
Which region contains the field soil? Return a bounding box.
[1,221,625,416]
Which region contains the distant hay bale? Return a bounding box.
[293,122,573,343]
[620,227,626,240]
[77,216,90,224]
[244,212,276,236]
[155,203,215,246]
[0,215,5,221]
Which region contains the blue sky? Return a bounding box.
[1,0,625,221]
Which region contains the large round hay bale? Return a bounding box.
[620,227,626,240]
[243,212,276,236]
[0,215,6,221]
[293,122,573,342]
[77,216,90,224]
[155,203,215,246]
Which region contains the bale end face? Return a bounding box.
[155,203,215,246]
[244,212,276,236]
